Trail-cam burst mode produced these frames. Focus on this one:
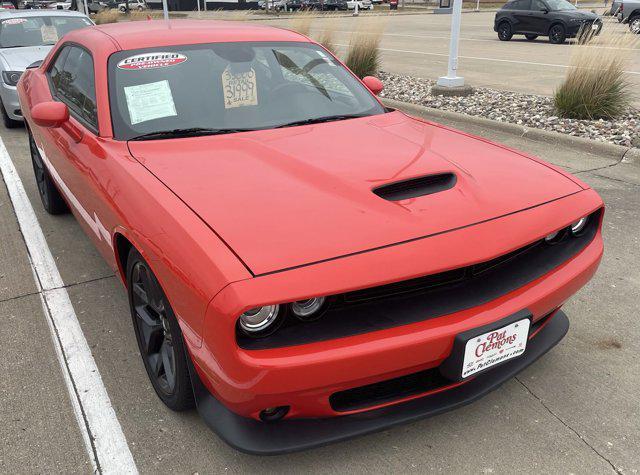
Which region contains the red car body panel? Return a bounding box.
[17,20,604,451]
[128,111,582,275]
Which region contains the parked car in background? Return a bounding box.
[0,10,92,127]
[323,0,348,10]
[347,0,373,9]
[258,0,286,9]
[118,0,147,11]
[87,0,118,13]
[609,0,622,19]
[48,1,72,8]
[618,0,640,32]
[1,2,15,8]
[494,0,602,44]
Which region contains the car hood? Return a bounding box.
[0,45,52,71]
[556,9,598,19]
[128,112,582,275]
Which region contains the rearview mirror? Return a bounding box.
[27,60,43,69]
[362,76,384,96]
[32,101,69,128]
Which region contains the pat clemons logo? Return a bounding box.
[474,329,518,358]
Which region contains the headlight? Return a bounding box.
[238,305,282,335]
[544,230,563,243]
[291,297,326,320]
[2,71,22,87]
[570,216,589,235]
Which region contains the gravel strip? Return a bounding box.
[378,71,640,149]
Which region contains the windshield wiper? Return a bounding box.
[128,127,255,141]
[274,114,368,129]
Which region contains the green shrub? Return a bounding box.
[554,28,636,119]
[345,23,383,78]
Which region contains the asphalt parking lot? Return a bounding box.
[1,105,639,472]
[253,10,640,102]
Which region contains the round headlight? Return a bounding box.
[570,217,588,235]
[291,297,325,320]
[545,231,560,242]
[239,305,281,334]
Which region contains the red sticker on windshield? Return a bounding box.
[117,52,187,70]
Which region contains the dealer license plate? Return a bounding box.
[461,318,530,379]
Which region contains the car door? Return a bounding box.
[528,0,551,34]
[508,0,533,32]
[40,44,115,261]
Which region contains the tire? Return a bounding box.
[29,130,68,215]
[127,247,195,411]
[548,24,566,44]
[1,99,21,129]
[630,15,640,34]
[497,21,513,41]
[525,34,538,41]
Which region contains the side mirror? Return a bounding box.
[32,101,69,128]
[541,8,549,13]
[362,76,384,96]
[27,60,43,69]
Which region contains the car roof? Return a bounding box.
[0,10,89,19]
[82,20,309,51]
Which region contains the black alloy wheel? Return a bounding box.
[29,130,68,214]
[127,248,194,411]
[498,22,513,41]
[630,16,640,34]
[549,24,566,44]
[525,34,538,40]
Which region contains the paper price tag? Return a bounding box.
[221,67,258,109]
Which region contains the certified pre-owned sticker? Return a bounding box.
[117,52,187,71]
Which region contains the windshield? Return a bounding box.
[108,42,386,140]
[0,16,92,48]
[545,0,576,10]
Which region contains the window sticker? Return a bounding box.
[124,80,177,125]
[41,25,59,43]
[3,18,28,25]
[117,52,187,71]
[221,66,258,109]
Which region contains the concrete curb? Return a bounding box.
[381,98,639,168]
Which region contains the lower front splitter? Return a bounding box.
[189,310,569,455]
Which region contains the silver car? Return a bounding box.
[0,10,92,128]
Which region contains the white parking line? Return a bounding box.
[334,43,640,75]
[0,138,137,475]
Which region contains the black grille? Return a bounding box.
[373,173,457,201]
[330,368,450,412]
[238,209,601,350]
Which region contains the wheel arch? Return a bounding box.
[546,20,566,35]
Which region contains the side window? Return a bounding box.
[505,0,531,9]
[49,45,98,130]
[531,0,547,9]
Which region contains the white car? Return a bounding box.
[347,0,373,9]
[258,0,286,9]
[118,0,146,11]
[48,1,72,8]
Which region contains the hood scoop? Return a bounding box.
[373,173,457,201]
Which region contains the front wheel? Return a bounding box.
[29,131,68,215]
[548,24,566,44]
[525,34,538,40]
[630,15,640,34]
[127,248,195,411]
[498,22,513,41]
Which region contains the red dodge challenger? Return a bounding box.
[17,20,604,454]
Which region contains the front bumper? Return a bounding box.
[190,309,569,455]
[0,82,23,122]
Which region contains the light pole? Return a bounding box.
[162,0,169,21]
[436,0,465,88]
